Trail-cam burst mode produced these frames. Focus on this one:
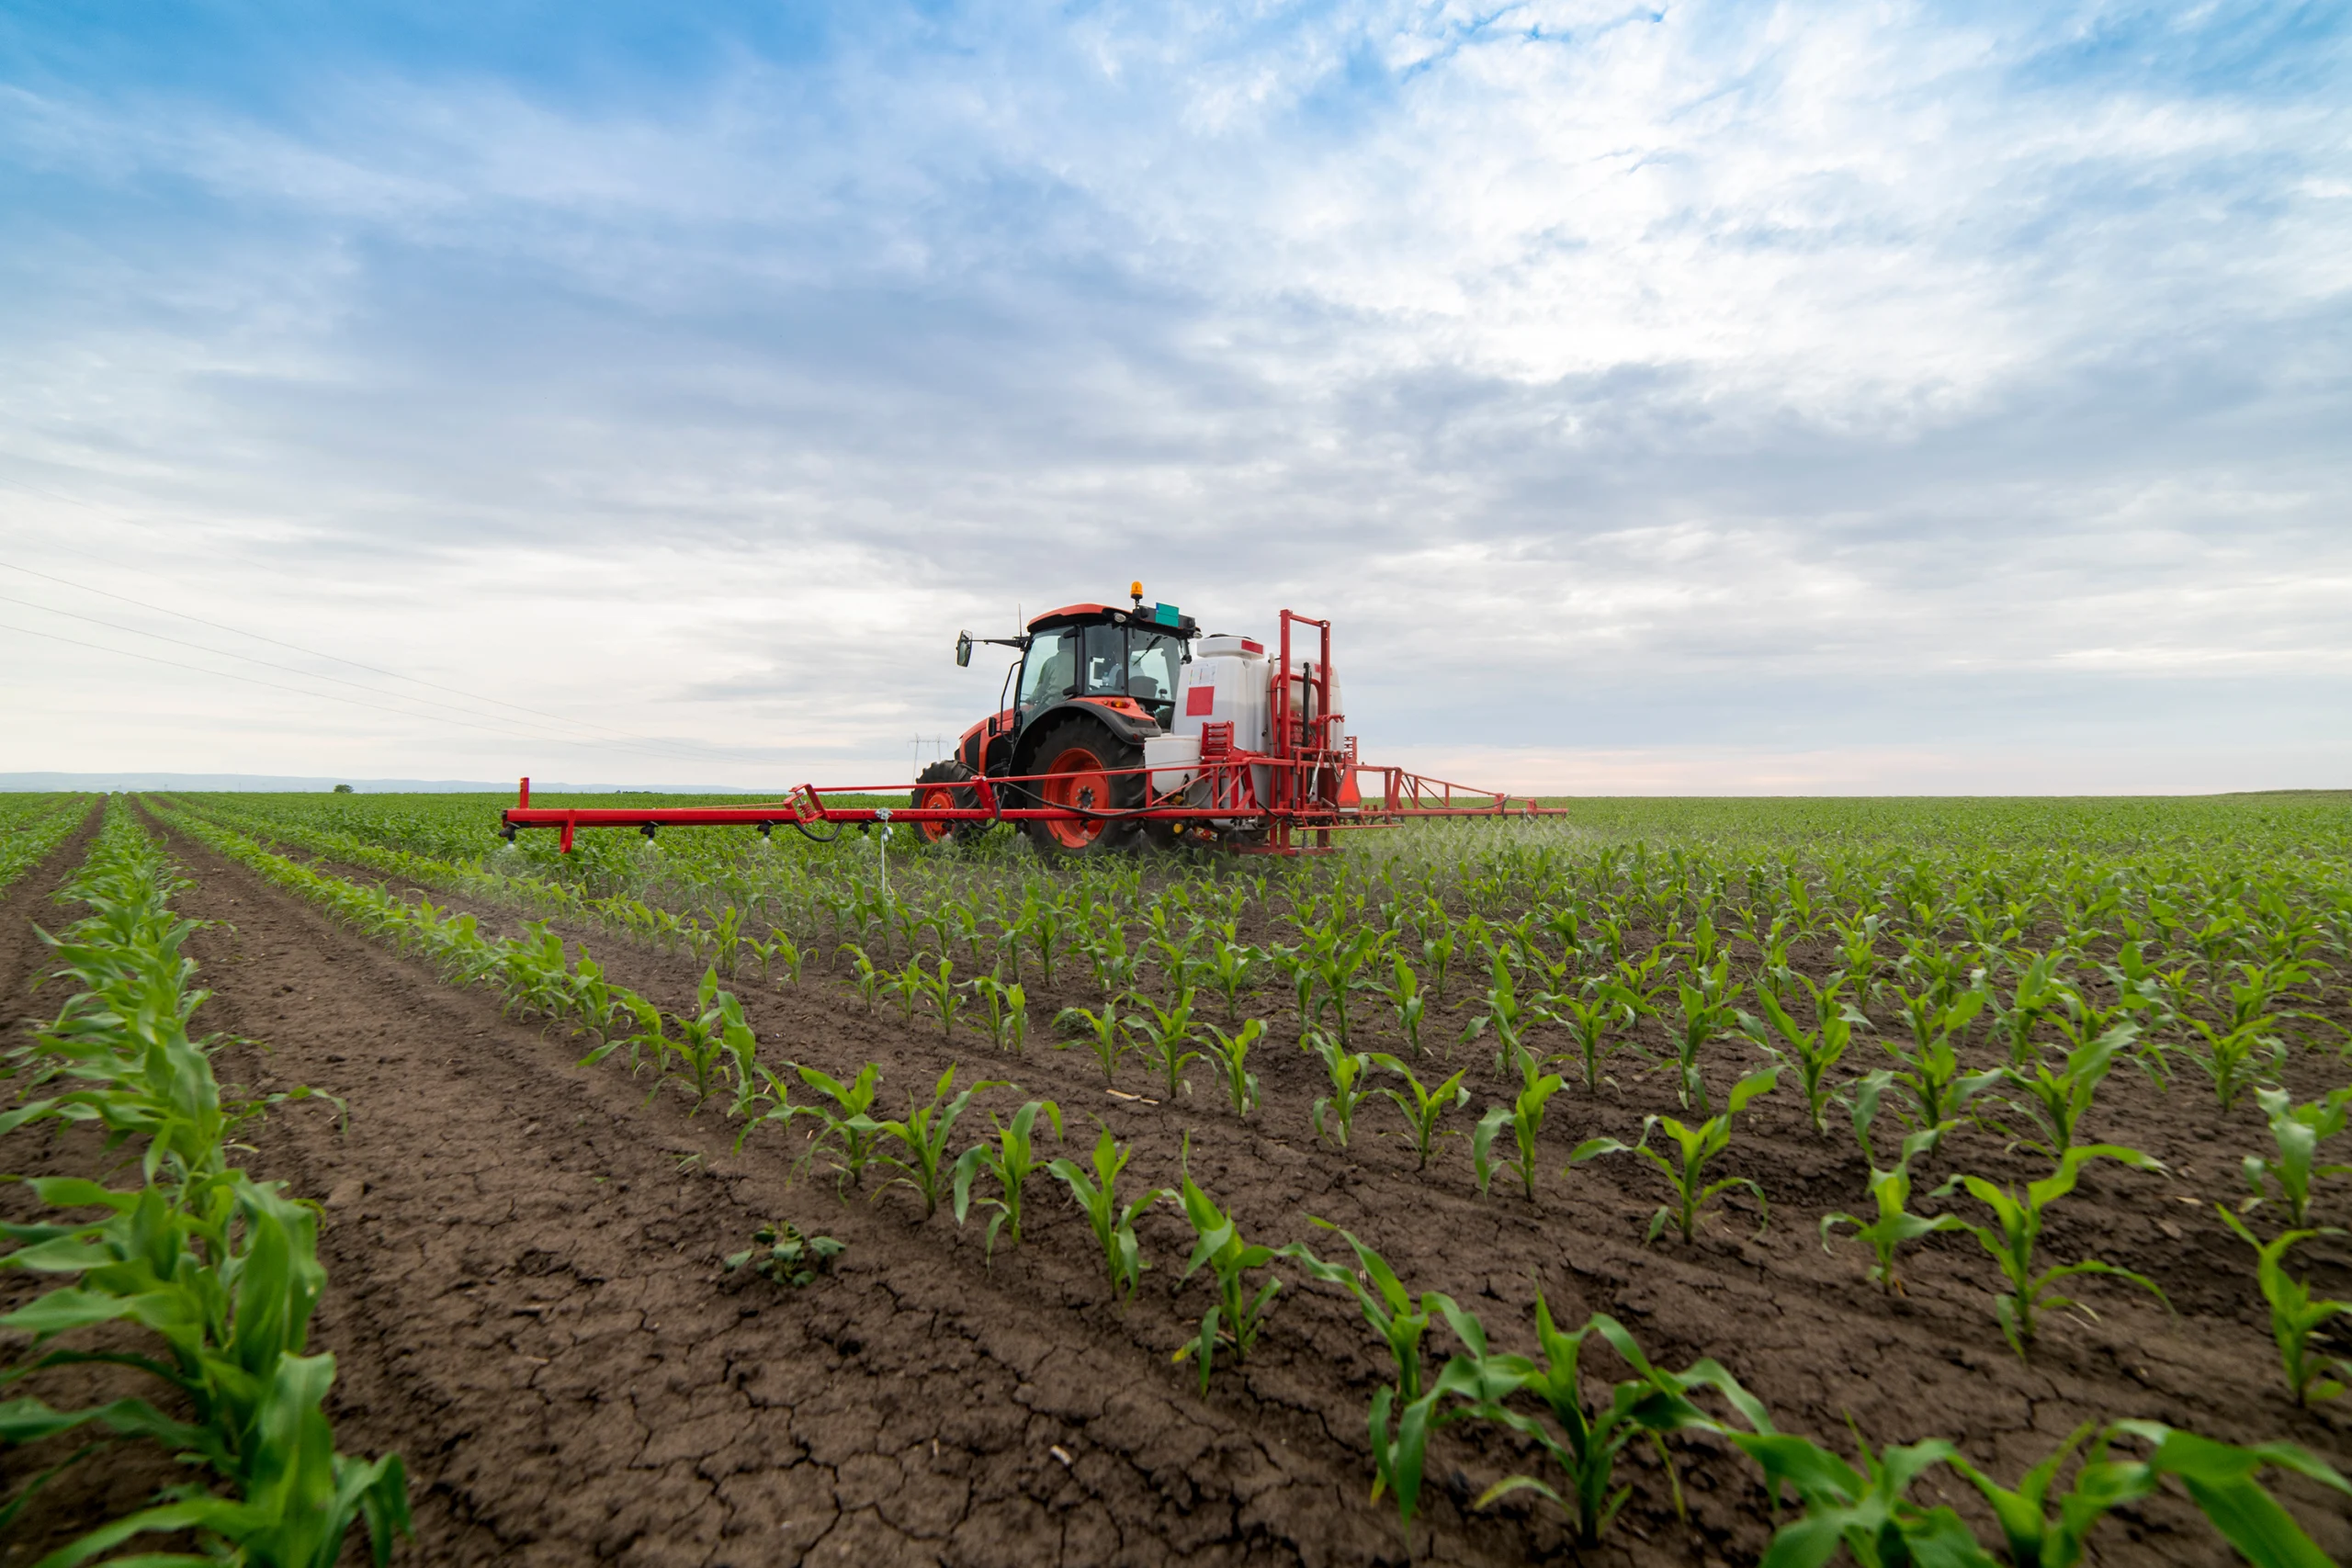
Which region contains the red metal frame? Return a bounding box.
[502,606,1570,855]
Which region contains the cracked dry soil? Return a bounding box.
[6,809,2352,1566]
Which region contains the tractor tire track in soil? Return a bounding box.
[154,822,2352,1566]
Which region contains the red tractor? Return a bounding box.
[916,583,1202,856]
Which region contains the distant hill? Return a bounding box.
[0,773,769,794]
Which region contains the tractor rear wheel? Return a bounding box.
[911,760,986,845]
[1022,717,1144,858]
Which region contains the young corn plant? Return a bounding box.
[1467,1297,1770,1549]
[1474,1063,1567,1203]
[1203,937,1263,1022]
[1306,1030,1374,1149]
[2242,1084,2351,1227]
[1571,1065,1781,1244]
[876,1065,1007,1219]
[964,974,1029,1055]
[1201,1019,1264,1118]
[1986,1022,2129,1163]
[1668,961,1740,1113]
[1818,1129,1968,1294]
[1045,1127,1170,1303]
[1932,1143,2169,1358]
[1311,927,1388,1045]
[795,1062,888,1194]
[1370,1055,1470,1170]
[1943,1420,2352,1568]
[838,942,884,1010]
[1170,1141,1283,1393]
[1729,1428,1997,1568]
[1550,983,1639,1096]
[2181,1014,2286,1112]
[1127,988,1204,1100]
[1739,976,1858,1135]
[952,1099,1062,1257]
[2219,1209,2350,1406]
[912,955,962,1038]
[1054,998,1134,1085]
[1990,949,2066,1067]
[1278,1222,1463,1401]
[1461,952,1538,1080]
[1871,985,2001,1144]
[1384,955,1427,1059]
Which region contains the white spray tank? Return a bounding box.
[1153,633,1272,807]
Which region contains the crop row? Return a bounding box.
[150,797,2352,1562]
[0,800,410,1565]
[0,793,94,897]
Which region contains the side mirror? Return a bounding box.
[955,631,973,668]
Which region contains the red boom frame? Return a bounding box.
[502,608,1568,854]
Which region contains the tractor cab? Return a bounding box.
[1016,597,1197,730]
[935,586,1200,854]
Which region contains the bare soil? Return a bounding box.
[5,815,2349,1566]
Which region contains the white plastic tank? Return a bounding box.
[1169,634,1272,807]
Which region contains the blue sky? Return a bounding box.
[2,2,2347,791]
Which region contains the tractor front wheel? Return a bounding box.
[911,760,986,845]
[1022,718,1144,858]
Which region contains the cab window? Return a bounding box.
[1019,630,1077,707]
[1127,632,1182,711]
[1081,625,1127,696]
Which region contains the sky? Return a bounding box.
[2,1,2347,795]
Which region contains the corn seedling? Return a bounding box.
[839,942,883,1010]
[1943,1420,2352,1568]
[1668,961,1740,1113]
[795,1062,887,1193]
[1468,1297,1770,1548]
[1571,1065,1780,1244]
[910,955,963,1037]
[1126,988,1204,1100]
[1739,976,1858,1135]
[1201,1019,1263,1117]
[1054,998,1133,1085]
[952,1098,1061,1255]
[2181,1014,2285,1111]
[876,1065,1007,1219]
[1818,1129,1968,1294]
[1370,1055,1470,1170]
[1474,1063,1566,1202]
[724,1222,844,1287]
[1461,952,1538,1080]
[1170,1143,1283,1393]
[1279,1222,1463,1401]
[2219,1209,2351,1406]
[1990,949,2066,1067]
[1045,1127,1169,1303]
[1986,1022,2129,1163]
[965,974,1029,1055]
[2242,1085,2351,1227]
[1730,1427,1992,1567]
[1549,983,1638,1096]
[1932,1144,2169,1358]
[1385,955,1427,1058]
[1311,926,1387,1045]
[1302,1030,1374,1148]
[1203,937,1263,1021]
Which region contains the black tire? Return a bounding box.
[910,760,987,845]
[1019,716,1145,858]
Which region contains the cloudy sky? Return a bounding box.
[2,2,2346,794]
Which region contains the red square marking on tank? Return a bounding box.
[1185,686,1216,716]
